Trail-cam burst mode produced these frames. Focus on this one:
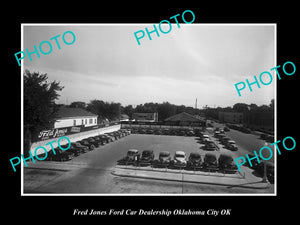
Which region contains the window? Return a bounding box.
[94,118,97,124]
[82,119,84,125]
[89,118,93,124]
[73,120,76,126]
[85,119,87,124]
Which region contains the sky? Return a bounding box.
[23,24,275,108]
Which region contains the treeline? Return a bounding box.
[202,100,274,120]
[67,101,202,122]
[67,99,274,123]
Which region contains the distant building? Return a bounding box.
[218,112,243,124]
[132,112,158,122]
[164,112,206,127]
[54,107,98,128]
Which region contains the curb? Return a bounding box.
[112,169,270,189]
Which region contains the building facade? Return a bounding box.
[132,112,158,122]
[54,107,98,128]
[218,112,243,124]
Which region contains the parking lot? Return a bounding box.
[23,129,274,194]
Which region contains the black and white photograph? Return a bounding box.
[4,4,298,223]
[21,24,276,195]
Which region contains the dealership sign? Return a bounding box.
[38,128,68,140]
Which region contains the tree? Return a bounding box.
[270,99,274,108]
[122,105,134,118]
[233,103,249,112]
[69,101,86,109]
[24,70,64,155]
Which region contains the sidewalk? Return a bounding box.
[112,165,270,189]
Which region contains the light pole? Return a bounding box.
[262,142,269,183]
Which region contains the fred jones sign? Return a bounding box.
[37,125,99,141]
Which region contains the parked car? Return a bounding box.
[78,139,95,150]
[187,152,202,169]
[205,140,218,151]
[154,129,162,135]
[153,151,171,168]
[93,136,107,145]
[214,131,220,137]
[86,137,101,148]
[62,144,80,156]
[225,140,238,151]
[171,151,187,168]
[51,147,75,161]
[139,150,155,166]
[117,149,141,165]
[218,154,237,173]
[72,142,89,154]
[224,126,230,132]
[101,134,114,142]
[203,153,218,171]
[186,130,195,136]
[162,129,170,135]
[105,132,118,141]
[220,136,231,145]
[112,131,123,138]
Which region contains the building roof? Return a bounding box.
[164,112,205,122]
[55,107,97,119]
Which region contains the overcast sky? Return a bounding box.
[23,24,275,108]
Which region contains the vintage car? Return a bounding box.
[51,147,75,161]
[71,142,89,154]
[205,140,218,151]
[86,137,101,148]
[139,150,155,166]
[92,136,106,145]
[203,153,218,172]
[105,132,118,141]
[153,151,171,168]
[171,151,187,168]
[77,139,95,150]
[225,140,238,151]
[218,153,237,173]
[187,152,202,169]
[220,136,231,145]
[117,149,140,165]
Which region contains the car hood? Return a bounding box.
[159,156,170,161]
[175,157,186,163]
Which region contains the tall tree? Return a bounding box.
[24,70,64,155]
[69,101,86,109]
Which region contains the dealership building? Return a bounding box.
[54,107,98,129]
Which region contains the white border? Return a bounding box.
[21,23,277,196]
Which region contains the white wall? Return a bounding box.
[54,117,97,128]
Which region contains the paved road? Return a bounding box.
[210,121,275,164]
[23,133,274,194]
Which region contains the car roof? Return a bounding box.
[219,153,233,159]
[128,149,139,153]
[142,150,153,153]
[175,151,185,155]
[204,153,216,157]
[159,151,170,155]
